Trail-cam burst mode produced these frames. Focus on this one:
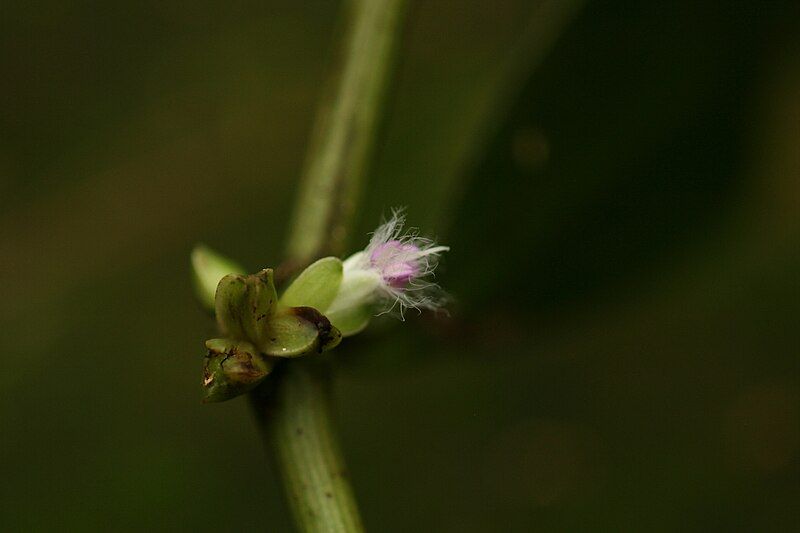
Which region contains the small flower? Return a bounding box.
[326,209,450,319]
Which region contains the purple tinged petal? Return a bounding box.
[369,240,421,288]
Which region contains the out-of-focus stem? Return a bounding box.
[435,0,586,232]
[286,0,407,261]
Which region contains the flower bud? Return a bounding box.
[215,269,277,349]
[202,338,273,402]
[214,267,341,359]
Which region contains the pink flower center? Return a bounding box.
[370,240,420,288]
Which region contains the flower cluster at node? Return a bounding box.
[191,209,451,401]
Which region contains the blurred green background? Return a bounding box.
[2,1,799,531]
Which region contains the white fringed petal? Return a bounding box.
[327,209,449,320]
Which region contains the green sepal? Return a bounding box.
[202,338,273,403]
[279,256,343,312]
[191,244,246,312]
[327,304,374,337]
[323,267,380,336]
[261,306,342,357]
[215,269,277,347]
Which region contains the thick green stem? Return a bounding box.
[251,0,406,531]
[254,362,363,532]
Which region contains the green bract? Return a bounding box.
[262,307,342,357]
[281,256,376,337]
[326,304,373,336]
[191,244,246,311]
[279,257,343,311]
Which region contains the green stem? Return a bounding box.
[252,0,406,531]
[255,362,364,532]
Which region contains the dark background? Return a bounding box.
[1,1,798,531]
